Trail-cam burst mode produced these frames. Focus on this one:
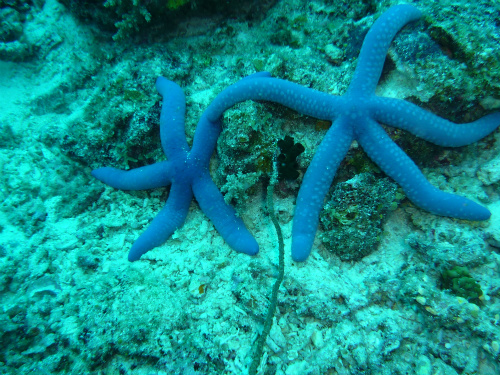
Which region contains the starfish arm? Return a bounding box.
[370,97,500,146]
[190,72,273,163]
[128,182,193,261]
[192,172,259,256]
[189,113,222,166]
[92,160,172,190]
[348,4,422,96]
[242,71,273,79]
[292,117,354,262]
[205,77,343,123]
[356,118,491,220]
[156,77,190,158]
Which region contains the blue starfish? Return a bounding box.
[207,4,499,260]
[92,74,268,261]
[93,4,500,262]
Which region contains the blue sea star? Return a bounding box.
[92,74,266,261]
[93,4,500,262]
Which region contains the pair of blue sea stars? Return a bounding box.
[92,4,500,262]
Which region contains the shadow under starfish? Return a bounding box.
[92,4,500,262]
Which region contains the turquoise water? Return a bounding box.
[1,0,499,374]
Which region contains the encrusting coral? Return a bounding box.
[93,4,500,262]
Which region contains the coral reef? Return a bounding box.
[1,0,499,374]
[320,173,401,261]
[60,0,278,40]
[0,0,60,61]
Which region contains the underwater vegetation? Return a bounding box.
[276,135,304,181]
[1,0,500,373]
[59,0,277,40]
[442,266,484,305]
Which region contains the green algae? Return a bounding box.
[442,266,483,305]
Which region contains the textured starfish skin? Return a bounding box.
[92,75,264,261]
[93,4,500,262]
[205,4,500,261]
